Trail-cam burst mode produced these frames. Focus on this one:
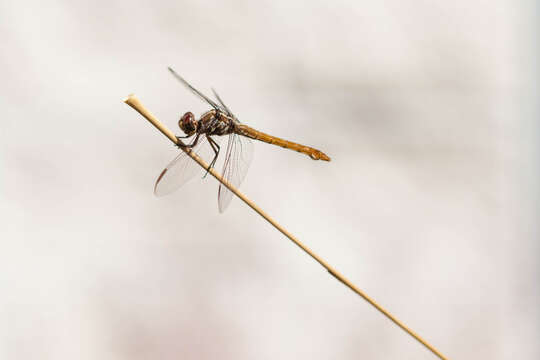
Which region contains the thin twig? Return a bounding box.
[123,94,448,360]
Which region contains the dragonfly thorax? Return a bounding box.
[199,110,235,136]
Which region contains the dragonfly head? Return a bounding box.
[179,112,197,136]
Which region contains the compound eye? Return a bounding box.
[181,112,194,126]
[179,112,195,134]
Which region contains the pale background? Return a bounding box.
[0,1,538,359]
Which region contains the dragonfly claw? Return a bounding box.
[175,137,189,149]
[202,163,215,179]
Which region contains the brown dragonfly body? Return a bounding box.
[155,68,330,212]
[184,109,330,161]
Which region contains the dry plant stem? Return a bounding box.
[123,94,448,360]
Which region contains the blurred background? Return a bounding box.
[0,1,538,359]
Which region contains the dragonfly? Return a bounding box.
[155,67,331,213]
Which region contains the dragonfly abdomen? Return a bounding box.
[236,125,330,161]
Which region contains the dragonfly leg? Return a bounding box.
[202,135,220,179]
[177,133,200,150]
[175,134,192,147]
[175,134,199,149]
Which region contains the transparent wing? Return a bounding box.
[217,133,254,212]
[168,67,222,110]
[211,88,234,117]
[154,137,217,197]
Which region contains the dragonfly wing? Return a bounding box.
[211,88,234,117]
[154,136,217,197]
[168,67,221,110]
[218,133,254,213]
